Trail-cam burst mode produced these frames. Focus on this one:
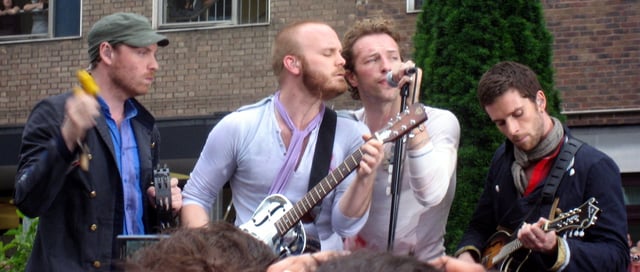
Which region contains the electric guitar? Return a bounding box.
[239,103,429,257]
[481,197,600,271]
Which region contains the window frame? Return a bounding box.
[0,0,82,45]
[406,0,422,14]
[154,0,270,32]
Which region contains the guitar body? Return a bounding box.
[239,194,307,256]
[482,230,511,269]
[501,252,531,272]
[482,230,535,272]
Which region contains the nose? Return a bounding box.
[336,53,346,67]
[381,56,394,74]
[505,118,519,137]
[149,56,159,71]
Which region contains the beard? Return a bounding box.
[108,54,152,98]
[300,59,347,100]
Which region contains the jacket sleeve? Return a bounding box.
[14,97,77,217]
[454,186,500,261]
[454,150,505,261]
[543,155,629,271]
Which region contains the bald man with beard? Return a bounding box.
[181,21,384,253]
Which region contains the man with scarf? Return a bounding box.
[455,61,628,271]
[180,21,384,252]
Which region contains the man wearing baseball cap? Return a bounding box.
[15,12,181,271]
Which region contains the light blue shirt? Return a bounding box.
[98,97,144,235]
[182,96,370,250]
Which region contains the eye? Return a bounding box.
[136,48,150,56]
[513,109,524,118]
[365,55,380,64]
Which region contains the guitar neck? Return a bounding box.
[274,147,364,234]
[271,103,429,236]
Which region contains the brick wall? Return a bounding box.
[0,0,638,127]
[542,0,640,126]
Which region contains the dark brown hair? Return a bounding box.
[477,61,541,106]
[316,250,439,272]
[123,222,277,272]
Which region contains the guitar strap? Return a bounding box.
[500,137,584,229]
[540,137,583,205]
[309,108,337,191]
[301,108,336,224]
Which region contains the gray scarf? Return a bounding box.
[512,117,564,195]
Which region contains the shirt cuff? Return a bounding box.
[454,246,481,263]
[549,237,570,271]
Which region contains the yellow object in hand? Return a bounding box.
[76,69,99,96]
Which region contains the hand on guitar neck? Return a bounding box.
[479,197,599,271]
[516,218,558,255]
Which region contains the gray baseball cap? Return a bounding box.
[87,12,169,63]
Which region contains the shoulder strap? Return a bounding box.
[541,137,584,204]
[308,108,337,191]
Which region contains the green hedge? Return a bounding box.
[413,0,561,254]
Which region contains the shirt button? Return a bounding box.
[90,224,97,231]
[151,142,156,148]
[92,261,101,268]
[89,191,97,198]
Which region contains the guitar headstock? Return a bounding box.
[374,103,429,143]
[546,197,600,237]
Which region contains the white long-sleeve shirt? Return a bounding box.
[347,105,460,261]
[183,96,371,250]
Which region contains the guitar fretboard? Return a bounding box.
[274,148,364,235]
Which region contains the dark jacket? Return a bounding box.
[15,92,162,271]
[457,128,629,271]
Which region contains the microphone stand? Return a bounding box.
[386,82,410,251]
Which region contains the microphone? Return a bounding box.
[386,67,417,87]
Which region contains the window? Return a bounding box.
[158,0,269,30]
[0,0,80,43]
[406,0,423,13]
